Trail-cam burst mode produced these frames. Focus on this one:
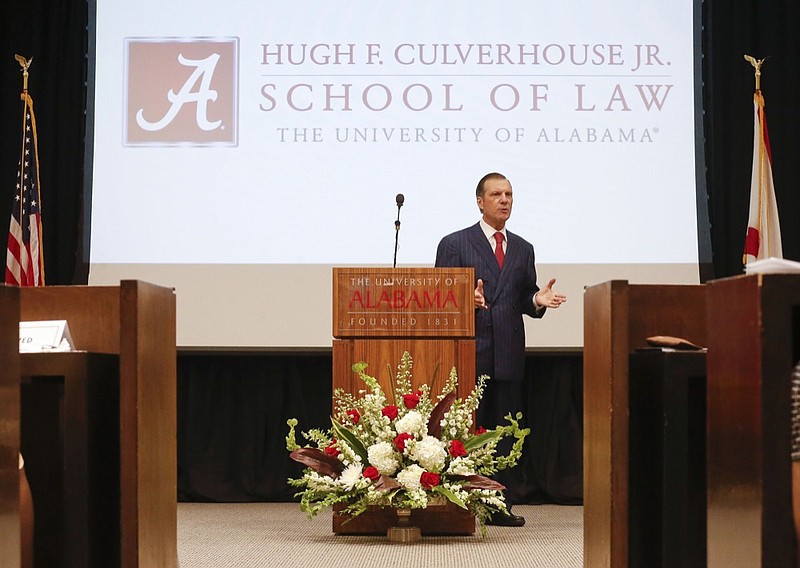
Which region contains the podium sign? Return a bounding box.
[333,267,474,338]
[19,320,74,352]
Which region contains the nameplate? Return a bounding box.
[332,267,474,338]
[19,320,75,352]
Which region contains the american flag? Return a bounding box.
[6,92,45,286]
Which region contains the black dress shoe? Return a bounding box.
[486,511,526,527]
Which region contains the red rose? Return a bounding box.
[402,392,420,409]
[346,409,360,424]
[420,472,440,489]
[393,432,414,452]
[449,439,467,458]
[381,405,399,420]
[475,426,487,435]
[324,440,340,457]
[363,466,380,481]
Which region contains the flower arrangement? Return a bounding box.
[285,352,529,533]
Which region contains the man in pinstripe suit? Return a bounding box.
[435,172,566,526]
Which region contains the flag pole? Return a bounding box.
[6,55,46,286]
[742,54,783,267]
[743,55,765,266]
[15,56,32,226]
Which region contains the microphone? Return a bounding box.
[393,194,404,268]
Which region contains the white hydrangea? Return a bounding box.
[409,436,447,471]
[367,441,400,476]
[395,410,426,436]
[337,463,364,491]
[396,464,425,491]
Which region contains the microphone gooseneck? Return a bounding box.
[393,194,404,268]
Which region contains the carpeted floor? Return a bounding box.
[177,502,583,568]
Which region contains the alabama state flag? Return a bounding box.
[743,90,782,265]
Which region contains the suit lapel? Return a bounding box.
[468,223,524,305]
[495,230,521,290]
[501,230,521,273]
[467,223,500,279]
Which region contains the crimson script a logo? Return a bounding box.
[125,37,239,146]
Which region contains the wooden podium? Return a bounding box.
[331,267,476,535]
[705,274,800,567]
[0,281,177,568]
[0,285,22,567]
[584,275,800,567]
[583,280,707,568]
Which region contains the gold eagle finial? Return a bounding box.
[15,54,33,91]
[744,54,767,91]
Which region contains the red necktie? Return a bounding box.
[494,232,505,269]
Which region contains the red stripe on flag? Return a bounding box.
[743,227,760,257]
[6,217,23,285]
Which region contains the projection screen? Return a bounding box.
[87,1,707,349]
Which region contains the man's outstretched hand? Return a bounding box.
[535,278,567,309]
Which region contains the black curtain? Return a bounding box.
[0,0,88,285]
[516,355,583,504]
[177,354,333,502]
[3,0,800,505]
[703,0,800,277]
[177,352,583,504]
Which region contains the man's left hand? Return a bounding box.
[535,278,567,309]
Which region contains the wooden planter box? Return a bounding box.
[332,502,476,535]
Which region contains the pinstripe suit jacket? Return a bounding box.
[435,222,543,383]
